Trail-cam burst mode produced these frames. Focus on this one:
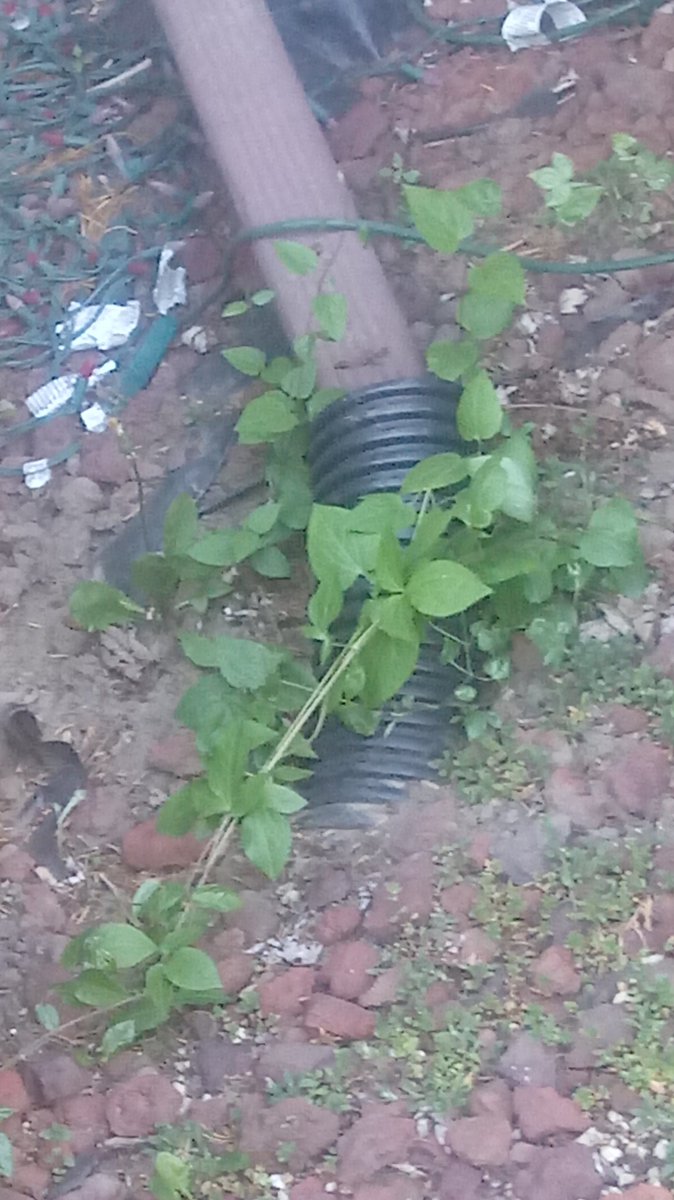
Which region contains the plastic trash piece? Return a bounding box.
[153,246,187,315]
[502,0,586,50]
[25,375,79,419]
[56,300,141,352]
[23,458,51,490]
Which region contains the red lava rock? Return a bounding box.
[447,1115,511,1167]
[466,832,491,869]
[56,1093,109,1153]
[256,1042,335,1083]
[64,1177,126,1200]
[353,1175,424,1200]
[606,704,650,735]
[186,1095,232,1131]
[80,432,132,486]
[11,1164,49,1200]
[469,1079,513,1121]
[290,1178,331,1200]
[458,928,498,966]
[307,867,349,908]
[515,1142,602,1200]
[439,882,477,926]
[364,858,434,941]
[216,952,255,995]
[602,741,671,818]
[337,1113,416,1186]
[604,1188,674,1200]
[531,946,581,997]
[0,844,34,882]
[121,817,204,871]
[178,235,225,284]
[0,1190,33,1200]
[314,904,362,945]
[56,476,105,516]
[239,1095,339,1172]
[360,963,406,1008]
[224,890,279,945]
[105,1072,181,1136]
[259,967,316,1017]
[385,787,458,857]
[147,729,201,777]
[544,767,608,830]
[24,1054,92,1104]
[438,1158,482,1199]
[513,1085,589,1141]
[323,941,379,1001]
[304,994,376,1041]
[21,884,66,932]
[0,1070,30,1114]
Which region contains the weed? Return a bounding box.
[440,725,545,804]
[371,999,485,1112]
[150,1122,249,1200]
[602,974,674,1112]
[266,1051,355,1114]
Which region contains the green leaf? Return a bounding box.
[265,782,307,814]
[91,924,158,969]
[358,629,419,707]
[370,594,419,643]
[100,1020,136,1061]
[154,783,200,836]
[307,386,344,418]
[308,505,370,590]
[457,371,503,440]
[241,809,292,878]
[131,555,180,608]
[250,546,291,578]
[71,969,129,1007]
[221,346,266,376]
[406,509,452,564]
[246,501,281,534]
[176,673,234,736]
[262,355,293,385]
[578,498,638,567]
[162,947,223,992]
[274,240,319,275]
[282,359,317,401]
[152,1151,192,1200]
[236,391,298,443]
[351,493,412,533]
[375,529,406,593]
[251,288,275,306]
[457,292,515,340]
[404,184,474,253]
[402,452,469,493]
[530,152,575,191]
[555,185,602,225]
[222,299,249,318]
[426,338,478,382]
[192,885,241,912]
[188,527,260,566]
[456,179,502,216]
[69,582,144,631]
[0,1131,13,1180]
[468,253,526,304]
[163,494,199,557]
[180,633,282,689]
[406,560,491,617]
[35,1003,59,1031]
[494,431,537,522]
[308,578,343,634]
[313,292,347,341]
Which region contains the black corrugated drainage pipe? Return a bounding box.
[303,378,463,827]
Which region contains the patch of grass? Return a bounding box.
[554,636,674,741]
[440,725,546,804]
[266,1050,355,1114]
[602,974,674,1114]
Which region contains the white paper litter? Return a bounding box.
[56,300,141,351]
[152,247,187,315]
[23,458,51,490]
[502,0,586,50]
[25,375,79,419]
[80,403,108,434]
[559,286,588,314]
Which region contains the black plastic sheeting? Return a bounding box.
[267,0,411,115]
[303,379,464,825]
